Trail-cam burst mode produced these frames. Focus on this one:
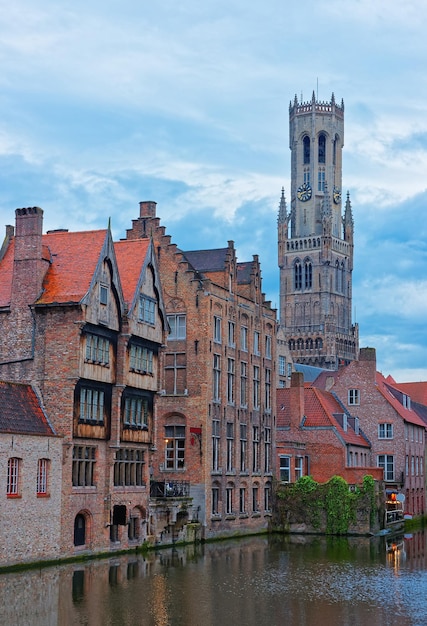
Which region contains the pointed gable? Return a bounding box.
[114,239,151,308]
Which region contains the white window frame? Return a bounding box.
[348,389,360,405]
[378,423,393,439]
[167,314,186,340]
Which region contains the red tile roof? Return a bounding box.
[38,230,107,304]
[376,372,426,428]
[0,382,56,436]
[114,239,150,306]
[0,237,14,308]
[393,381,427,406]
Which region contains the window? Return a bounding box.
[280,456,290,482]
[253,366,260,409]
[295,456,304,480]
[252,426,260,472]
[304,169,310,185]
[130,344,153,374]
[79,387,105,424]
[7,457,20,496]
[241,326,248,352]
[138,296,156,325]
[411,455,415,476]
[318,169,325,192]
[240,362,248,406]
[99,284,108,306]
[226,422,234,472]
[228,321,235,347]
[318,133,326,163]
[214,316,222,343]
[264,484,271,512]
[348,389,360,406]
[212,420,220,472]
[252,486,259,512]
[123,395,149,430]
[167,314,186,340]
[72,446,96,487]
[303,135,310,164]
[403,394,411,409]
[213,354,221,402]
[378,454,394,481]
[264,427,271,473]
[304,261,312,289]
[212,486,220,515]
[287,362,292,378]
[265,335,272,359]
[240,424,247,472]
[279,355,286,376]
[265,368,271,411]
[254,331,260,356]
[165,352,186,394]
[226,486,233,515]
[85,334,110,366]
[227,358,235,404]
[294,261,302,290]
[165,425,185,470]
[37,458,49,496]
[114,449,145,486]
[239,487,246,514]
[378,423,393,439]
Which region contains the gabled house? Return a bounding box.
[0,207,167,559]
[313,348,426,515]
[276,372,381,485]
[126,201,277,540]
[0,381,62,567]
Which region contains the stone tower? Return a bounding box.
[278,92,358,369]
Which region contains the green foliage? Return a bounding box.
[275,475,376,535]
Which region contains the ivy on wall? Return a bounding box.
[275,474,377,535]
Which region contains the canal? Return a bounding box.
[1,531,426,626]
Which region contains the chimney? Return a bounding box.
[358,347,377,381]
[139,201,157,218]
[289,371,305,427]
[12,207,47,305]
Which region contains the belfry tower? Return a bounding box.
[278,92,358,369]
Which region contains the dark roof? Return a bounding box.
[183,248,228,272]
[294,363,333,383]
[0,382,56,436]
[236,262,252,284]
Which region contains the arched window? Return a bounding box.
[303,136,310,164]
[335,260,340,292]
[315,337,323,350]
[318,134,326,163]
[304,260,312,289]
[294,261,302,290]
[74,513,86,546]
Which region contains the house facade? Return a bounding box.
[314,348,426,516]
[0,207,167,560]
[126,201,277,540]
[0,381,62,567]
[276,372,382,486]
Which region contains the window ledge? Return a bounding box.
[225,515,236,520]
[7,493,21,499]
[37,492,50,498]
[211,515,222,521]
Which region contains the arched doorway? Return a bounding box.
[74,513,86,546]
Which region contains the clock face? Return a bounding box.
[297,182,312,202]
[333,186,341,204]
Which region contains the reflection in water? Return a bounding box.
[1,532,427,625]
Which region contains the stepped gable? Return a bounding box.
[0,381,56,435]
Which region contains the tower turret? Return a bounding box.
[279,92,358,369]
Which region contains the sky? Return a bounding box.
[0,0,427,381]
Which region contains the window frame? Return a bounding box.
[167,314,186,340]
[165,425,186,471]
[138,295,156,326]
[378,423,393,440]
[7,457,21,497]
[37,458,49,496]
[348,389,360,406]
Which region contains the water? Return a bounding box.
[1,531,426,626]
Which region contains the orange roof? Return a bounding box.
[393,381,427,406]
[0,238,14,307]
[38,230,108,304]
[276,386,369,447]
[376,372,426,427]
[114,239,150,306]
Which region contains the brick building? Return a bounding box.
[276,372,382,485]
[126,201,277,539]
[314,348,426,515]
[0,381,62,567]
[0,207,167,559]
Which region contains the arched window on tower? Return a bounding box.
[318,134,326,164]
[335,260,340,292]
[294,260,302,290]
[341,262,345,294]
[304,259,312,289]
[303,136,310,164]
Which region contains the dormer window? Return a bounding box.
[403,394,411,409]
[100,284,108,306]
[139,296,156,325]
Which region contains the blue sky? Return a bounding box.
[1,0,427,381]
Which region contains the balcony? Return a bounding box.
[150,480,190,498]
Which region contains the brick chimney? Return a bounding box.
[12,207,47,306]
[289,371,305,427]
[358,347,377,381]
[139,201,157,218]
